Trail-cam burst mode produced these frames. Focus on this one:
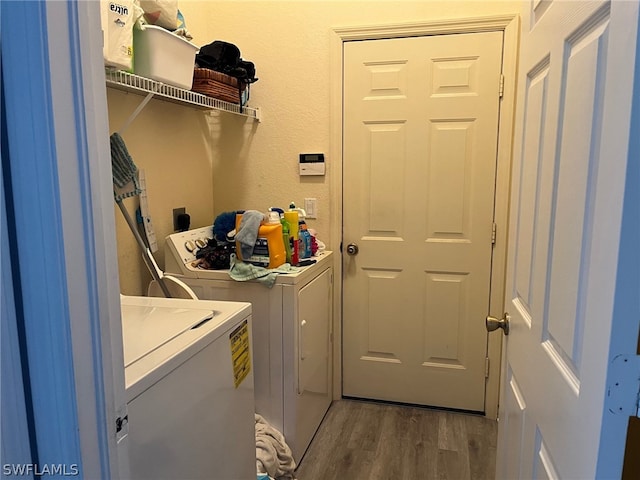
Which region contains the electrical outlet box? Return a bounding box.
[173,207,186,231]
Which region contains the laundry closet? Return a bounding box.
[4,0,640,478]
[104,1,640,480]
[104,1,528,477]
[108,0,522,372]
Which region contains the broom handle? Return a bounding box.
[117,200,171,298]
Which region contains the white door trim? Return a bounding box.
[3,1,126,476]
[330,14,519,418]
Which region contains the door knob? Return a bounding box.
[346,243,359,255]
[486,312,510,335]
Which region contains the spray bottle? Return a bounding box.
[288,202,312,260]
[286,202,308,264]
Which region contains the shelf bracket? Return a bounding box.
[118,91,157,135]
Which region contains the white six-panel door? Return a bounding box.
[342,31,503,411]
[497,1,640,477]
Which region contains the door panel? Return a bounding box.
[497,1,640,477]
[343,31,503,411]
[428,121,475,240]
[503,369,530,480]
[292,267,333,463]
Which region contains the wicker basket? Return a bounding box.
[192,68,247,105]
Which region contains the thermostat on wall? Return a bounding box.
[299,153,325,176]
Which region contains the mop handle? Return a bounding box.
[117,200,171,298]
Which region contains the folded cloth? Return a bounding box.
[235,210,265,259]
[229,254,298,288]
[171,27,193,41]
[255,414,296,480]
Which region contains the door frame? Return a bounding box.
[330,14,519,419]
[3,1,126,476]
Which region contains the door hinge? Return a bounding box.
[605,354,640,417]
[491,223,497,245]
[499,74,505,98]
[485,357,490,378]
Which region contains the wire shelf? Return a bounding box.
[105,69,261,121]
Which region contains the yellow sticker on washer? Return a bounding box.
[230,319,251,388]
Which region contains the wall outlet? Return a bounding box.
[173,207,186,231]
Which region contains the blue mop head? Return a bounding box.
[213,211,238,242]
[110,132,142,202]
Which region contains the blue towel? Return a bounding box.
[235,210,264,259]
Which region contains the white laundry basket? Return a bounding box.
[133,25,198,89]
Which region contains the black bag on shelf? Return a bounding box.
[196,40,258,84]
[231,59,257,84]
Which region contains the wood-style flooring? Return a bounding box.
[295,399,497,480]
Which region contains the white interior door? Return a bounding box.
[496,1,640,478]
[342,31,503,411]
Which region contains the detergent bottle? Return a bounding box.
[235,211,285,268]
[269,207,293,264]
[284,203,300,241]
[281,215,293,264]
[287,203,311,262]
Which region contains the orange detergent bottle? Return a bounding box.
[235,213,286,269]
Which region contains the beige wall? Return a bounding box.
[108,89,214,294]
[109,0,520,295]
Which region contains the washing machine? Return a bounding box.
[164,226,333,463]
[119,295,255,480]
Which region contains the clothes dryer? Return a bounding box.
[164,227,333,462]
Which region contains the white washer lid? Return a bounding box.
[121,303,216,367]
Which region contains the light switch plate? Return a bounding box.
[304,198,317,218]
